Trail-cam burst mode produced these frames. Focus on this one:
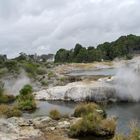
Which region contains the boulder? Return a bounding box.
[57,121,71,129]
[32,116,52,129]
[0,117,45,140]
[35,81,116,102]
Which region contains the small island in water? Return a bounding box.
[0,34,140,140]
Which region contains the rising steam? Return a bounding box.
[4,70,31,95]
[113,57,140,101]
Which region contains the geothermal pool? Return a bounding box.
[24,101,140,135]
[66,68,117,76]
[24,61,140,139]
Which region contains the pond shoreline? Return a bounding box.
[23,100,140,136]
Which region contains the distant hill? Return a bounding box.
[55,34,140,63]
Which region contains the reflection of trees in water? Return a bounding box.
[47,100,77,109]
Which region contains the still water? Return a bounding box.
[66,68,117,76]
[24,67,139,140]
[24,101,140,135]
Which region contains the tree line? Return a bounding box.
[55,34,140,63]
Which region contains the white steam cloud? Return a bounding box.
[4,71,31,95]
[113,57,140,101]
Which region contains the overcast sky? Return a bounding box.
[0,0,140,58]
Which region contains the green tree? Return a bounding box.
[74,43,83,57]
[55,49,70,63]
[54,34,140,63]
[76,47,88,62]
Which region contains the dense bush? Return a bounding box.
[73,103,106,118]
[21,62,38,78]
[69,113,116,137]
[69,103,116,138]
[17,84,36,111]
[69,113,102,137]
[100,118,117,134]
[4,60,19,73]
[0,104,22,118]
[49,109,61,120]
[18,100,36,111]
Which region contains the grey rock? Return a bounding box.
[32,116,52,129]
[57,121,71,129]
[0,117,45,140]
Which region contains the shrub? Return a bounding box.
[0,81,4,96]
[0,94,15,103]
[5,106,22,118]
[0,68,7,76]
[48,71,55,79]
[113,121,140,140]
[73,103,106,118]
[59,77,66,82]
[69,113,116,138]
[4,60,19,73]
[69,118,85,137]
[36,67,46,75]
[41,80,48,86]
[18,100,36,111]
[0,104,9,116]
[100,118,117,134]
[129,120,140,140]
[49,109,61,120]
[21,62,38,78]
[17,85,36,111]
[0,104,22,118]
[19,84,33,96]
[69,103,115,138]
[69,113,102,137]
[113,134,127,140]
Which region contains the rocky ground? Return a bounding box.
[0,116,81,140]
[35,56,140,102]
[0,114,117,140]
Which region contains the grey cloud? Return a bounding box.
[0,0,140,58]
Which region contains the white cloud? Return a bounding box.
[0,0,140,58]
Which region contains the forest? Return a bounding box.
[55,34,140,63]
